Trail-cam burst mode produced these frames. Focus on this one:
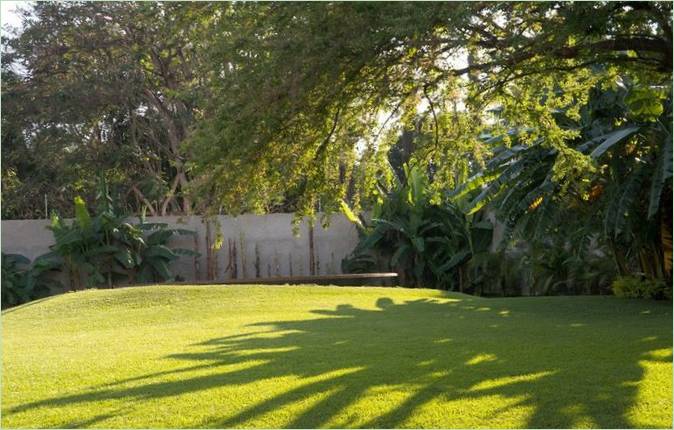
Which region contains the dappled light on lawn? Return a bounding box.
[2,285,672,428]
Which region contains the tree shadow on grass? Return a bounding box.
[6,296,672,428]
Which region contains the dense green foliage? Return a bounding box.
[1,2,215,218]
[2,2,672,294]
[32,178,199,293]
[2,285,671,428]
[413,77,669,295]
[1,254,30,306]
[344,79,671,294]
[3,2,670,218]
[187,2,671,217]
[457,80,672,281]
[1,253,61,308]
[343,164,492,290]
[612,276,670,300]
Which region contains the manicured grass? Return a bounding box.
[2,285,671,428]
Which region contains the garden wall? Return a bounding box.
[0,214,360,282]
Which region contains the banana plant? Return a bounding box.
[454,80,672,284]
[1,253,31,307]
[1,253,62,308]
[45,177,200,289]
[342,164,493,289]
[131,221,199,283]
[47,197,127,289]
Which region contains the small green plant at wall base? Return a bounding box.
[1,253,62,308]
[2,253,31,307]
[612,276,671,299]
[132,221,200,283]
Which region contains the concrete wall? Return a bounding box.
[1,213,360,283]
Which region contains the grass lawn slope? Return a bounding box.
[2,285,671,428]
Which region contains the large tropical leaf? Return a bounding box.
[470,221,494,254]
[485,144,529,169]
[87,245,120,257]
[172,248,200,257]
[406,165,427,207]
[451,170,501,200]
[609,165,648,239]
[73,196,92,230]
[357,229,385,251]
[148,259,172,281]
[114,248,136,269]
[146,229,175,246]
[436,250,472,273]
[410,237,425,253]
[372,218,409,236]
[3,253,30,266]
[145,245,177,260]
[647,130,673,219]
[391,243,412,267]
[588,126,640,159]
[136,222,169,231]
[31,254,62,273]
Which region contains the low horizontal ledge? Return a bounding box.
[167,272,399,286]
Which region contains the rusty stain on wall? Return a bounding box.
[193,233,200,281]
[1,214,361,282]
[273,253,280,276]
[309,224,315,275]
[239,232,247,279]
[254,243,261,278]
[225,239,238,279]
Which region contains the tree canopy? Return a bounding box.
[2,1,672,288]
[2,2,216,217]
[187,1,672,218]
[2,1,671,221]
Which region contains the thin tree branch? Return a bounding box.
[422,83,439,148]
[131,185,158,216]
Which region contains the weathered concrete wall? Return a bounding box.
[0,213,360,282]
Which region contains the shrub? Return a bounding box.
[1,253,62,308]
[132,221,200,283]
[45,177,199,290]
[342,164,492,290]
[2,253,31,307]
[612,276,670,299]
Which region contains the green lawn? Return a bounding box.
[2,285,671,428]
